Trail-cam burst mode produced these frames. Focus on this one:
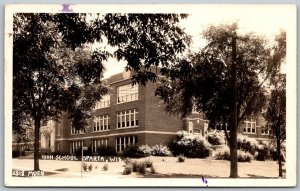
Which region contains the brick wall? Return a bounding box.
[144,133,176,147]
[144,82,184,133]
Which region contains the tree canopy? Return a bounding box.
[156,23,270,131]
[13,13,190,170]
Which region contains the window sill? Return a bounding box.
[93,106,110,110]
[91,130,110,133]
[115,126,138,130]
[116,99,138,105]
[243,132,256,134]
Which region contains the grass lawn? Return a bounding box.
[12,156,284,178]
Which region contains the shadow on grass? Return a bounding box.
[142,173,217,178]
[44,171,58,176]
[55,168,69,172]
[245,174,280,178]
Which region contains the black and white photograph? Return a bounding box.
[4,4,296,187]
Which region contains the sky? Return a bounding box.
[97,5,291,78]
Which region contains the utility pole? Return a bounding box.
[229,32,238,178]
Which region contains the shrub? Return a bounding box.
[170,131,211,158]
[144,159,153,168]
[98,146,117,156]
[215,147,253,162]
[123,145,146,158]
[130,160,139,172]
[208,131,226,145]
[238,151,252,162]
[178,155,185,163]
[255,144,273,161]
[215,147,230,160]
[12,151,21,158]
[88,164,93,172]
[124,157,131,165]
[102,164,108,171]
[128,159,153,174]
[82,163,88,172]
[151,144,172,156]
[138,145,152,156]
[138,162,146,174]
[122,164,133,175]
[150,165,156,174]
[237,134,258,155]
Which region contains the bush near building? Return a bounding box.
[207,130,226,145]
[123,145,147,158]
[169,131,211,158]
[123,144,172,158]
[150,145,172,156]
[215,147,253,162]
[98,146,118,156]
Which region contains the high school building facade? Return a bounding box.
[12,70,270,154]
[33,70,209,155]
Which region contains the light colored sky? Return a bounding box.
[98,5,291,78]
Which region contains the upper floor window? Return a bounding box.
[243,120,256,134]
[71,124,86,135]
[93,115,110,132]
[57,127,61,136]
[117,83,138,103]
[94,94,110,110]
[117,109,138,129]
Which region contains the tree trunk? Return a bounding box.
[34,118,41,171]
[277,125,282,177]
[229,33,238,178]
[229,124,238,178]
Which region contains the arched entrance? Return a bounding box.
[41,131,53,150]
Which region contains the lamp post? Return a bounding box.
[81,146,88,178]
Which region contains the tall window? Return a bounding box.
[116,136,137,152]
[92,138,108,153]
[25,128,30,139]
[93,115,110,132]
[243,120,256,134]
[94,94,110,109]
[57,127,61,136]
[188,122,193,134]
[71,140,84,153]
[117,109,138,129]
[117,83,138,103]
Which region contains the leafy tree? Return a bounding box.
[13,13,190,171]
[156,23,273,178]
[264,31,286,177]
[13,13,108,170]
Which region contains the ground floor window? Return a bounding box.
[92,138,108,153]
[70,140,84,153]
[261,126,270,135]
[188,122,193,134]
[115,136,137,152]
[57,142,60,152]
